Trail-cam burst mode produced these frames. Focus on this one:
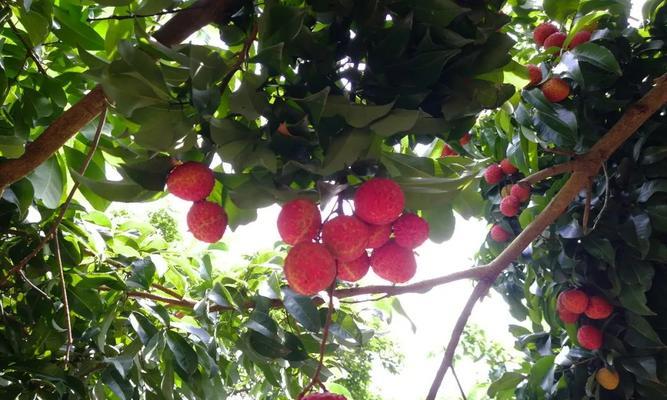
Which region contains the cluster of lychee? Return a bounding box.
[483,159,531,243]
[277,178,430,296]
[557,288,613,351]
[526,22,593,103]
[165,161,228,243]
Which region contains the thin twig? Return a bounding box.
[582,179,592,235]
[589,163,609,233]
[520,160,577,186]
[339,294,390,304]
[152,283,183,299]
[6,18,47,75]
[220,23,259,90]
[18,270,50,299]
[54,232,73,367]
[451,365,468,400]
[87,7,198,21]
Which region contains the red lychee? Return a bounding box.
[322,215,369,261]
[500,195,521,217]
[393,213,429,249]
[543,32,566,49]
[484,164,504,185]
[370,240,417,284]
[526,64,542,87]
[585,296,613,320]
[533,23,559,46]
[510,183,531,203]
[459,132,471,146]
[284,242,336,296]
[166,162,215,201]
[440,144,458,157]
[558,289,590,314]
[354,178,405,225]
[490,224,512,242]
[500,159,518,175]
[187,201,228,243]
[541,78,570,102]
[277,198,322,245]
[577,325,603,350]
[558,308,580,324]
[302,393,347,400]
[337,252,370,282]
[568,30,591,49]
[366,223,392,249]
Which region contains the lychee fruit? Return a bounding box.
[526,64,542,87]
[302,393,347,400]
[366,223,392,249]
[490,224,512,242]
[533,22,559,46]
[568,30,591,49]
[440,144,458,157]
[585,296,613,320]
[558,289,590,314]
[166,162,215,201]
[459,133,471,146]
[322,215,369,261]
[500,195,521,217]
[337,252,370,282]
[510,183,531,203]
[370,240,417,284]
[277,198,322,245]
[577,325,603,350]
[484,164,504,185]
[558,308,580,324]
[393,213,429,249]
[500,159,518,175]
[596,368,620,390]
[354,178,405,225]
[543,31,566,49]
[187,201,228,243]
[541,78,570,102]
[284,242,336,296]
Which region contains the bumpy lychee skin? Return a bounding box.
[559,289,590,314]
[585,296,613,320]
[393,213,429,249]
[337,252,370,282]
[166,162,215,201]
[459,132,471,146]
[484,164,505,185]
[187,201,228,243]
[322,215,369,261]
[558,308,580,324]
[577,325,603,350]
[500,159,518,175]
[370,240,417,284]
[284,242,336,296]
[542,78,570,102]
[533,22,559,46]
[596,368,620,390]
[543,31,566,49]
[354,178,405,225]
[366,223,392,249]
[500,195,521,217]
[490,224,512,242]
[277,198,322,245]
[569,30,592,49]
[440,144,458,157]
[510,183,531,203]
[302,393,347,400]
[526,64,542,87]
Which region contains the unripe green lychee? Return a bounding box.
[187,201,228,243]
[370,240,417,284]
[322,215,369,261]
[354,178,405,225]
[277,198,322,245]
[166,162,215,201]
[284,242,336,296]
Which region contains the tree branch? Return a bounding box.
[54,232,73,368]
[519,160,577,185]
[220,22,259,90]
[87,7,199,21]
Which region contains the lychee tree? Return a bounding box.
[0,0,666,399]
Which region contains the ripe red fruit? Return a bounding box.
[322,215,369,261]
[577,325,603,350]
[370,240,417,284]
[585,296,613,320]
[490,224,512,242]
[459,133,471,146]
[284,242,336,296]
[510,183,531,203]
[277,199,322,245]
[533,22,559,46]
[500,195,521,217]
[187,201,228,243]
[568,30,591,49]
[440,144,458,157]
[558,308,580,324]
[302,393,347,400]
[559,289,590,314]
[500,159,518,175]
[366,223,391,249]
[543,32,566,49]
[541,78,570,102]
[166,162,215,201]
[337,252,370,282]
[354,178,405,225]
[526,64,542,87]
[484,164,504,185]
[393,213,429,249]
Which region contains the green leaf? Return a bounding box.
[120,156,173,192]
[370,109,420,137]
[423,206,455,243]
[625,311,664,346]
[413,0,467,26]
[619,284,656,316]
[582,237,615,266]
[166,331,198,376]
[544,0,580,21]
[3,179,34,219]
[488,372,525,397]
[53,6,104,50]
[622,357,659,383]
[391,298,416,333]
[27,156,64,209]
[572,43,622,75]
[281,287,321,333]
[320,129,373,176]
[322,96,395,128]
[127,259,156,290]
[638,180,667,202]
[71,170,162,202]
[246,310,279,339]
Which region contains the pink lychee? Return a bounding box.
[366,223,392,249]
[354,178,405,225]
[337,252,370,282]
[490,225,512,242]
[500,159,518,175]
[533,22,559,46]
[558,289,590,314]
[322,215,369,261]
[284,242,336,296]
[166,162,215,201]
[577,325,603,350]
[392,213,429,249]
[500,195,521,217]
[510,183,531,203]
[585,296,613,320]
[568,30,591,49]
[277,198,322,245]
[370,240,417,284]
[187,201,228,243]
[484,164,504,185]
